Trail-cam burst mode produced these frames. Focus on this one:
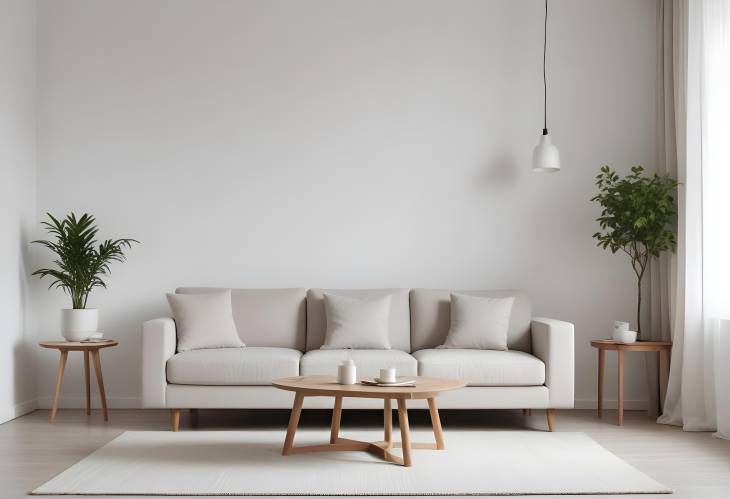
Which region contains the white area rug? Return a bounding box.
[32,430,670,496]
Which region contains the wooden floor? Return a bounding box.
[1,408,728,498]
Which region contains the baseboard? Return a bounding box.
[32,397,649,412]
[36,395,141,409]
[0,398,38,425]
[574,398,648,411]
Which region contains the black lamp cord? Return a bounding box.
[542,0,548,136]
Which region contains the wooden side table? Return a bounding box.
[590,339,672,426]
[39,340,118,423]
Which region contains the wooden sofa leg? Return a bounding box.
[171,409,181,432]
[546,409,556,432]
[522,409,532,416]
[190,408,199,428]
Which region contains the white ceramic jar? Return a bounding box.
[337,359,357,385]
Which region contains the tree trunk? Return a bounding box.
[636,276,642,340]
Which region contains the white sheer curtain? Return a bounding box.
[659,0,730,438]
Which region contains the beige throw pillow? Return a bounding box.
[166,290,245,352]
[440,293,514,350]
[321,293,392,350]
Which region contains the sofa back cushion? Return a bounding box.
[306,289,411,352]
[409,289,532,353]
[175,288,307,351]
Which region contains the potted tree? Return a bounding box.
[591,166,678,340]
[32,213,138,341]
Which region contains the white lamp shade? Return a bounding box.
[532,133,561,172]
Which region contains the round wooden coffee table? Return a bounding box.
[272,375,465,467]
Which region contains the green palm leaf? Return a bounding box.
[31,213,139,309]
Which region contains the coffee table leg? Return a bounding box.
[384,398,392,449]
[50,350,68,423]
[283,392,304,455]
[428,397,445,450]
[330,396,343,444]
[397,399,412,467]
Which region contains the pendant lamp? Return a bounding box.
[533,0,560,172]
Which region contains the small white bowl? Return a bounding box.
[613,330,638,344]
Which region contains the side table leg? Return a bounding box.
[92,350,109,422]
[83,351,91,416]
[50,351,68,423]
[384,398,392,449]
[598,348,605,418]
[397,399,412,467]
[330,396,342,444]
[618,350,625,426]
[659,349,670,409]
[283,393,304,455]
[428,397,445,449]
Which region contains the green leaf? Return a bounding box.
[591,165,678,267]
[30,213,140,308]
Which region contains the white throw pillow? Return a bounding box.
[440,293,515,350]
[166,290,245,352]
[321,293,392,350]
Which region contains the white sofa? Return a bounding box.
[142,288,574,430]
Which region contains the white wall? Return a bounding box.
[0,0,37,423]
[35,0,658,410]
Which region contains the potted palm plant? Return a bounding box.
[591,166,678,340]
[32,213,138,341]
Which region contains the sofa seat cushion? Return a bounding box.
[413,349,545,386]
[166,347,301,386]
[300,349,417,378]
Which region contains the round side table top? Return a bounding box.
[590,339,672,351]
[273,375,465,400]
[39,340,118,351]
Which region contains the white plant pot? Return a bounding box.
[61,309,98,341]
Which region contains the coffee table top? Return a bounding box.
[273,375,465,400]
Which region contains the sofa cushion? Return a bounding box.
[300,349,418,378]
[176,288,306,351]
[306,289,411,351]
[413,349,545,386]
[166,347,301,385]
[166,290,245,352]
[410,289,532,352]
[442,293,514,350]
[322,293,392,349]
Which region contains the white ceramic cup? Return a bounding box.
[379,367,397,383]
[614,321,630,333]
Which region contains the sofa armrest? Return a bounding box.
[531,317,574,408]
[142,317,177,408]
